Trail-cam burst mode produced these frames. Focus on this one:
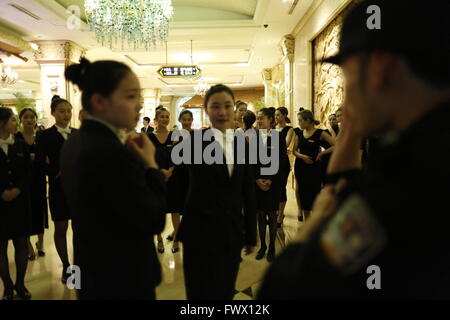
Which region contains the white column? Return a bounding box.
[33,41,85,128]
[262,68,273,106]
[280,35,295,116]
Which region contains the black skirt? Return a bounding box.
[48,178,71,222]
[294,158,321,211]
[0,193,31,241]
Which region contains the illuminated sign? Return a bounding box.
[157,65,201,78]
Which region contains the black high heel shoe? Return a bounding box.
[157,240,165,254]
[255,247,267,260]
[28,254,36,261]
[36,242,45,257]
[2,288,14,300]
[14,285,31,300]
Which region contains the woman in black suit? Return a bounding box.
[254,108,282,262]
[61,58,166,300]
[17,108,48,260]
[0,107,32,300]
[36,95,75,283]
[177,84,257,300]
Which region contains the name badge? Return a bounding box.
[320,194,387,276]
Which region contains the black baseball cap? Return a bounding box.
[322,0,450,66]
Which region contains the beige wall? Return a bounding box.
[292,0,352,128]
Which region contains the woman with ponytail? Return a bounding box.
[61,58,166,299]
[36,94,75,284]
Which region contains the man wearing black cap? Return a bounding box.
[258,0,450,299]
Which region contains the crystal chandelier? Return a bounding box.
[0,61,18,87]
[194,80,210,97]
[84,0,174,50]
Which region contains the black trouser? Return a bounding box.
[183,244,241,300]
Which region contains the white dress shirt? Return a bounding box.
[87,116,128,144]
[212,128,234,177]
[0,134,14,156]
[55,125,72,141]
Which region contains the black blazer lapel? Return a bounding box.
[50,125,66,146]
[204,134,230,182]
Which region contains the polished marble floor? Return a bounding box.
[1,172,302,300]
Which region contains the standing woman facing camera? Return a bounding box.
[234,101,248,130]
[0,107,32,300]
[17,108,48,260]
[148,106,174,254]
[254,108,282,262]
[61,58,166,300]
[178,84,256,300]
[292,110,334,220]
[36,95,75,283]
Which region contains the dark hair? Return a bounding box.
[155,105,169,120]
[298,107,305,112]
[204,84,235,107]
[178,109,193,121]
[143,117,150,122]
[243,110,256,130]
[259,108,276,128]
[298,109,320,125]
[19,107,38,120]
[50,95,71,113]
[235,100,247,110]
[65,57,132,112]
[276,107,291,124]
[0,107,13,126]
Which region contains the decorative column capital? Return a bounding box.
[280,34,295,63]
[33,40,86,63]
[262,68,273,82]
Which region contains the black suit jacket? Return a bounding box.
[177,128,257,253]
[141,126,154,135]
[60,120,167,299]
[36,125,77,184]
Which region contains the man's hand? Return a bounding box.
[9,188,21,200]
[1,190,14,202]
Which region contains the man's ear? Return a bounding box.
[89,93,108,113]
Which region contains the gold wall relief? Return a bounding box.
[312,0,362,126]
